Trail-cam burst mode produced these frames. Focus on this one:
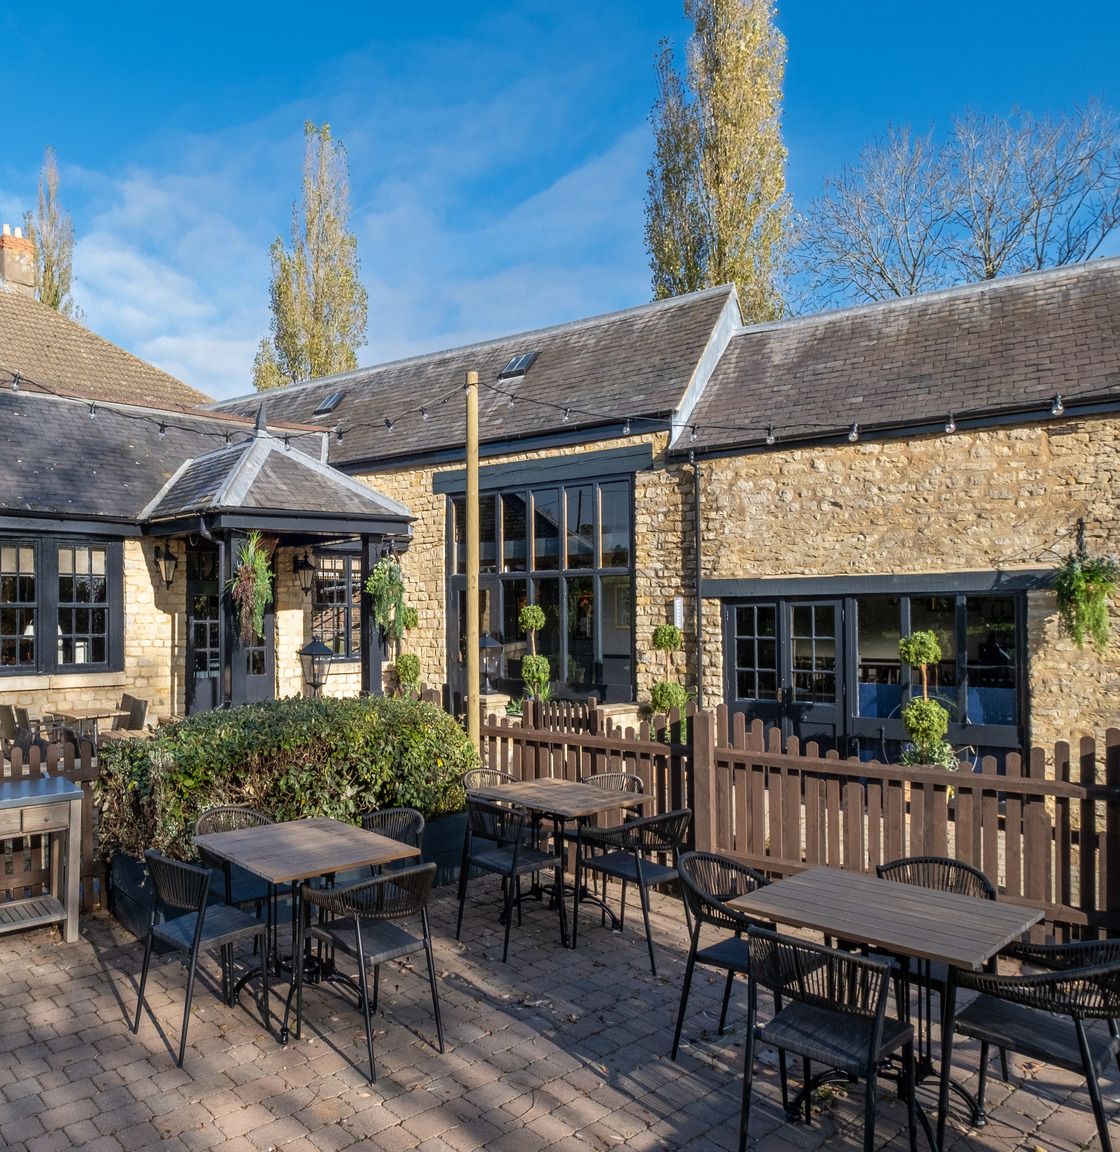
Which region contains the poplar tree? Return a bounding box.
[253,122,368,391]
[23,147,79,317]
[645,0,790,322]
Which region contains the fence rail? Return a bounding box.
[482,700,1120,942]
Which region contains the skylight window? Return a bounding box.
[313,391,344,416]
[499,351,539,379]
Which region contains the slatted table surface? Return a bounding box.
[729,865,1043,971]
[468,778,646,821]
[193,817,420,884]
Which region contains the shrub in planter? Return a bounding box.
[395,652,421,697]
[96,695,477,864]
[650,680,688,714]
[898,630,957,768]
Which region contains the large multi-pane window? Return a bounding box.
[313,555,362,659]
[1,539,119,673]
[451,478,633,700]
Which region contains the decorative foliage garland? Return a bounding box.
[1054,551,1120,652]
[228,531,273,645]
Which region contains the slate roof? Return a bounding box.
[0,284,212,408]
[683,257,1120,453]
[0,390,411,529]
[207,286,739,467]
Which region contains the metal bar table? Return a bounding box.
[194,816,420,1042]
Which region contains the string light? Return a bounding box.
[945,412,957,434]
[1051,394,1065,416]
[224,432,232,447]
[158,421,167,438]
[622,418,631,436]
[765,423,776,446]
[848,422,859,442]
[420,407,429,421]
[563,407,571,423]
[10,372,18,393]
[283,435,291,451]
[88,403,96,419]
[335,426,344,444]
[384,417,394,431]
[507,393,515,409]
[689,424,698,443]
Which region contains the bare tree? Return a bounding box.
[23,147,80,318]
[645,0,790,322]
[798,126,952,302]
[797,101,1120,308]
[947,101,1120,281]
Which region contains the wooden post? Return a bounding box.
[692,708,717,853]
[465,370,480,751]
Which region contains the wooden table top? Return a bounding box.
[468,777,645,821]
[97,728,151,743]
[193,817,420,885]
[729,865,1043,971]
[56,708,129,723]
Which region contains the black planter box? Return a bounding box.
[108,852,153,940]
[421,811,467,887]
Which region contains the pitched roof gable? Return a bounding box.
[684,257,1120,452]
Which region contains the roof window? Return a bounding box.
[313,391,344,416]
[499,351,539,379]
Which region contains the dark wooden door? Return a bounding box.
[783,600,844,751]
[186,545,221,715]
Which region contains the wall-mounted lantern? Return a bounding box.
[154,544,178,590]
[294,552,316,597]
[300,636,333,697]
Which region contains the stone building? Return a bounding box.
[211,257,1120,761]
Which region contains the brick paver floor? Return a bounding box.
[1,879,1117,1151]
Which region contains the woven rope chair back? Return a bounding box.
[749,926,891,1022]
[679,851,769,932]
[625,808,691,854]
[144,850,211,913]
[361,807,425,847]
[582,771,644,794]
[877,855,995,900]
[195,806,273,837]
[0,704,16,742]
[462,768,517,790]
[308,862,436,923]
[466,796,528,847]
[957,956,1120,1020]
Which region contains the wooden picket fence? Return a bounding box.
[481,701,1120,943]
[1,742,103,913]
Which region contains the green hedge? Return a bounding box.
[96,695,476,861]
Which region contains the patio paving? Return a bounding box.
[1,880,1117,1152]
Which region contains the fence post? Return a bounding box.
[692,708,717,852]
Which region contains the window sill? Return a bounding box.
[0,670,127,692]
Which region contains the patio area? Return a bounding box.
[1,882,1116,1152]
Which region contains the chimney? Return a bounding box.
[0,224,35,297]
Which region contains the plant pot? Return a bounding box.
[108,851,154,940]
[421,810,467,888]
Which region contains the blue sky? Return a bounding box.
[1,1,1117,399]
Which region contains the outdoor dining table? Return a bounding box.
[53,707,129,745]
[466,777,646,946]
[729,865,1044,1148]
[193,816,420,1042]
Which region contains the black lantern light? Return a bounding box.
[154,544,178,590]
[479,632,502,694]
[293,551,316,597]
[300,636,333,697]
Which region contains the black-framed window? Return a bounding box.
[313,555,361,659]
[0,537,122,674]
[450,476,634,701]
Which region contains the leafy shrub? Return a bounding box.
[900,697,957,768]
[395,652,421,696]
[96,695,476,861]
[652,623,682,654]
[521,654,551,699]
[1055,552,1119,651]
[650,680,688,714]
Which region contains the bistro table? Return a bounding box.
[193,817,420,1042]
[729,866,1043,1148]
[467,777,646,946]
[53,707,129,746]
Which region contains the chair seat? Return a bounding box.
[955,995,1120,1076]
[582,849,677,887]
[153,904,264,952]
[697,934,752,973]
[311,916,425,968]
[761,1001,914,1076]
[469,844,561,878]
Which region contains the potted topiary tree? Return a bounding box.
[394,604,420,696]
[650,623,687,715]
[519,604,550,703]
[898,630,957,769]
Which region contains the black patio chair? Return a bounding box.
[741,926,918,1152]
[298,863,443,1084]
[132,850,269,1067]
[937,942,1120,1152]
[671,851,771,1059]
[572,807,692,975]
[195,805,275,910]
[876,854,1004,1073]
[462,768,517,790]
[360,807,425,875]
[455,797,566,962]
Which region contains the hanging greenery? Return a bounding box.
[1055,552,1119,653]
[365,555,408,642]
[227,531,273,646]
